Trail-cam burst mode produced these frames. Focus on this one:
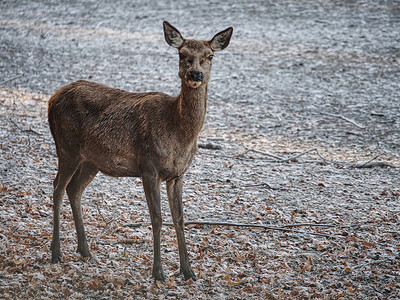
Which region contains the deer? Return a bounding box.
[47,21,233,282]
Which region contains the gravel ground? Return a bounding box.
[1,0,400,299]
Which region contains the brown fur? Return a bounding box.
[48,21,232,281]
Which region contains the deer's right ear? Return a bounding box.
[163,21,184,49]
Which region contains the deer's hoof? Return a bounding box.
[51,253,62,263]
[77,244,91,257]
[51,241,61,263]
[152,269,166,282]
[182,268,196,281]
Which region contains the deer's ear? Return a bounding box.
[209,27,233,51]
[163,21,184,48]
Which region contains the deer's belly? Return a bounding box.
[98,161,141,178]
[81,151,140,177]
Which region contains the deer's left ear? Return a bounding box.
[209,27,233,51]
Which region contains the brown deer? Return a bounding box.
[48,21,233,281]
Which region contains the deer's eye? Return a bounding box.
[179,53,185,59]
[208,55,214,61]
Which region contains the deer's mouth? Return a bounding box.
[186,71,203,89]
[186,79,202,89]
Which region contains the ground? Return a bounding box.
[1,0,399,299]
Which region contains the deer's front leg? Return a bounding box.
[166,176,196,280]
[142,174,165,282]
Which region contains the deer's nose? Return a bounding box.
[188,71,202,82]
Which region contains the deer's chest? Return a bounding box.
[155,141,198,181]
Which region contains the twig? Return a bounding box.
[123,223,143,228]
[0,74,24,85]
[313,148,340,165]
[354,157,393,168]
[10,119,42,135]
[242,182,275,189]
[280,223,335,228]
[370,112,385,117]
[321,112,365,129]
[355,155,380,168]
[122,221,333,237]
[243,148,284,160]
[353,259,392,270]
[279,148,318,162]
[242,147,342,166]
[163,221,333,238]
[244,147,318,162]
[94,196,119,239]
[198,142,222,150]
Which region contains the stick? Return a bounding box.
[163,221,333,238]
[94,196,119,239]
[353,259,392,270]
[122,221,333,237]
[0,74,24,85]
[279,148,318,162]
[176,220,334,228]
[243,147,342,166]
[280,223,335,228]
[313,148,339,165]
[242,148,284,160]
[370,112,385,117]
[10,119,42,135]
[242,182,275,189]
[244,147,318,163]
[355,155,380,168]
[123,223,143,228]
[321,112,365,129]
[355,159,393,168]
[198,142,222,150]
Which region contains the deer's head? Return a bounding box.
[163,21,233,89]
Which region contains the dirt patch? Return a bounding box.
[1,0,399,299]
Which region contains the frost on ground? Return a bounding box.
[1,0,400,299]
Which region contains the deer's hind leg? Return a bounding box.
[51,160,80,263]
[66,161,98,258]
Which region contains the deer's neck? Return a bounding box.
[175,83,208,139]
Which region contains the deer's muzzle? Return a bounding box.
[188,71,202,82]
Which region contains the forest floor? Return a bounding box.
[1,0,399,299]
